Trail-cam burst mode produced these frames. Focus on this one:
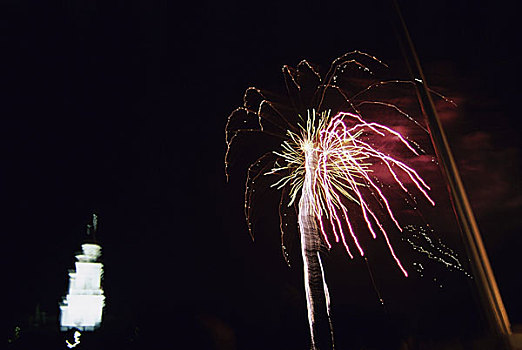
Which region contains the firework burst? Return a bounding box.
[267,108,435,276]
[225,51,446,349]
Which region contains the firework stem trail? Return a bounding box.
[299,147,334,350]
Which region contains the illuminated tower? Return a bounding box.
[60,215,105,331]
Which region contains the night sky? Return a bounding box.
[4,1,521,349]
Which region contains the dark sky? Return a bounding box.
[4,1,521,349]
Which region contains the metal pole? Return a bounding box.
[391,0,512,343]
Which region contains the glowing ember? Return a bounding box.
[66,330,81,348]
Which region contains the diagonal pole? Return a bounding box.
[391,0,512,345]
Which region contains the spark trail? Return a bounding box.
[403,225,472,279]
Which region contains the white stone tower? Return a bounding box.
[60,215,105,331]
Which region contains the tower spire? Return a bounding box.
[86,213,98,242]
